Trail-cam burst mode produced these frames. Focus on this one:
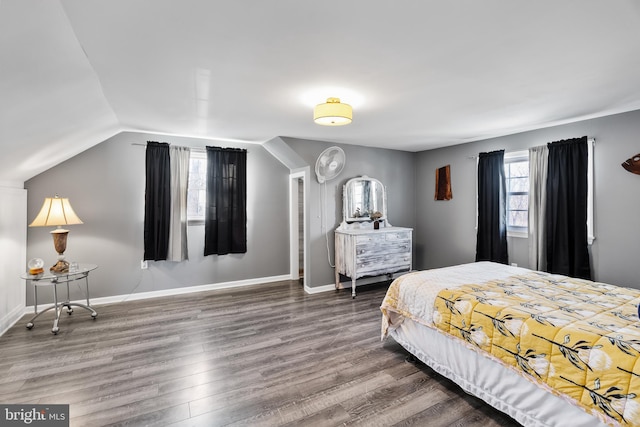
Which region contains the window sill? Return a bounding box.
[507,230,528,239]
[507,231,595,244]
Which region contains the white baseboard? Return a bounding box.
[304,283,336,294]
[23,274,291,314]
[19,273,398,319]
[306,274,400,295]
[1,303,27,337]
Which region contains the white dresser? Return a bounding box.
[335,227,412,297]
[334,175,413,297]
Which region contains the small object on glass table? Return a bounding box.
[27,258,45,275]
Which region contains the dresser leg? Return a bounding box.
[351,278,356,298]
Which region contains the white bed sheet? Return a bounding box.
[382,262,530,336]
[389,300,610,427]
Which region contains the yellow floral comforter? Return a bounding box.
[433,271,640,426]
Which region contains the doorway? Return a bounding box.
[289,171,307,287]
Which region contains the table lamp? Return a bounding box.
[29,195,83,273]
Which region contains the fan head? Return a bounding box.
[315,146,346,183]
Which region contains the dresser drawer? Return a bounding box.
[356,253,412,275]
[356,231,411,244]
[356,234,386,244]
[385,231,411,241]
[356,241,410,257]
[356,231,410,256]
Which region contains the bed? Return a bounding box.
[380,262,640,427]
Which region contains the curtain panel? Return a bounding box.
[475,150,508,264]
[167,146,190,262]
[204,146,247,256]
[528,145,548,271]
[545,137,591,280]
[143,141,171,261]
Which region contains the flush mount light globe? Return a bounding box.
[314,97,352,126]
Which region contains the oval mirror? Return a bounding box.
[343,176,387,224]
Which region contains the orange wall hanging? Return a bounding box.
[435,165,453,200]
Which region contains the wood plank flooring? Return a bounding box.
[0,280,522,426]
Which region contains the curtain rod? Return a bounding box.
[130,142,249,153]
[467,137,596,159]
[131,142,204,153]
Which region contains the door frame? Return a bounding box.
[289,170,309,289]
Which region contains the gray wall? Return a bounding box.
[284,137,416,289]
[414,109,640,289]
[23,108,640,305]
[24,131,290,305]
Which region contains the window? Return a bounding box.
[187,151,207,222]
[502,142,594,242]
[504,151,529,237]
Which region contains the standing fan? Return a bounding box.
[315,146,346,268]
[315,146,346,183]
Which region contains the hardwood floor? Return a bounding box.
[0,280,522,426]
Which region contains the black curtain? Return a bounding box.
[204,147,247,255]
[545,137,591,279]
[476,150,508,264]
[143,141,171,261]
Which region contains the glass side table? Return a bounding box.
[21,264,98,334]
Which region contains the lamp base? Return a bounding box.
[50,229,70,273]
[50,259,70,274]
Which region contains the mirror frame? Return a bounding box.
[342,175,388,224]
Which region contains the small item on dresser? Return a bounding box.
[27,258,45,275]
[370,211,383,229]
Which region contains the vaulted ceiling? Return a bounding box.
[2,0,640,184]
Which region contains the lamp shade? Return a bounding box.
[314,97,352,126]
[29,196,83,228]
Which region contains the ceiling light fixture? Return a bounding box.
[314,97,352,126]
